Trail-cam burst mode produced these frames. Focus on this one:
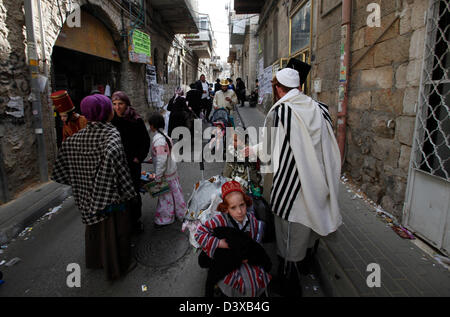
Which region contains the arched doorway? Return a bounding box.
[51,9,122,147]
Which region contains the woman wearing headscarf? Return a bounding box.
[167,87,190,138]
[111,91,150,234]
[52,94,137,281]
[235,78,246,107]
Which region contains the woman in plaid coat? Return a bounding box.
[52,94,137,281]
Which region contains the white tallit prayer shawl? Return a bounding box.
[266,89,342,236]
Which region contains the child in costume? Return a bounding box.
[195,180,272,297]
[148,113,187,227]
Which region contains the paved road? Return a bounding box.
[0,107,325,297]
[0,134,224,297]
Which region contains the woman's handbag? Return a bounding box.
[145,178,171,198]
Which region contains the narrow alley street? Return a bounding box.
[0,0,449,304]
[0,159,223,297]
[0,105,328,297]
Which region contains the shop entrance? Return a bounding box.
[50,9,122,147]
[51,47,120,147]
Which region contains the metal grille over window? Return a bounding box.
[413,0,449,181]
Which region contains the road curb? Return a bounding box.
[0,182,71,245]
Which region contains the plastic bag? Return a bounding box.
[182,176,229,248]
[184,175,230,221]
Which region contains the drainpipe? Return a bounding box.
[24,0,49,183]
[37,0,50,103]
[337,0,352,166]
[0,123,10,203]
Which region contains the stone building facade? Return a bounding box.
[314,0,430,218]
[0,0,203,203]
[233,0,449,235]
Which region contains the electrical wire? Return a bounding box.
[56,0,65,27]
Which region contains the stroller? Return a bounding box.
[210,108,232,128]
[207,108,234,157]
[249,87,258,108]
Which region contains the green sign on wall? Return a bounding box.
[129,29,151,64]
[133,29,151,55]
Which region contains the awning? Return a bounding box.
[234,0,265,14]
[54,11,121,63]
[150,0,198,34]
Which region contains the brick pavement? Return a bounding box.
[319,182,450,297]
[235,103,450,297]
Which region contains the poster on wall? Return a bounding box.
[6,96,24,118]
[258,66,274,104]
[146,65,164,108]
[129,29,152,64]
[146,65,157,85]
[258,58,264,78]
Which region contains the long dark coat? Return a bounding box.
[167,96,189,137]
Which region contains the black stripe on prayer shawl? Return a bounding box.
[270,104,302,221]
[270,105,287,209]
[317,101,333,127]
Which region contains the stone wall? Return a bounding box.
[251,0,427,220]
[255,0,292,113]
[314,0,427,219]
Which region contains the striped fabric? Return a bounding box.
[270,101,334,221]
[270,103,302,221]
[195,213,271,296]
[317,101,333,127]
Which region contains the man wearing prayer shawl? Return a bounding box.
[248,64,342,297]
[52,94,137,281]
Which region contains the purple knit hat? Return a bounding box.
[80,94,113,122]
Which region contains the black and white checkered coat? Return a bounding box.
[52,122,137,225]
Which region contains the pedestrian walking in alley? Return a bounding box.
[111,91,150,234]
[248,66,342,297]
[214,79,222,93]
[51,90,88,143]
[52,94,137,281]
[167,87,191,138]
[195,180,272,297]
[148,113,187,228]
[249,79,259,108]
[213,79,238,118]
[236,78,246,107]
[195,74,212,121]
[227,78,236,91]
[186,83,203,118]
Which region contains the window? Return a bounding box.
[289,0,313,94]
[200,19,208,31]
[416,0,450,180]
[289,0,312,56]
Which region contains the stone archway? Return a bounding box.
[47,3,126,147]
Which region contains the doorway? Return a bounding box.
[51,46,121,147]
